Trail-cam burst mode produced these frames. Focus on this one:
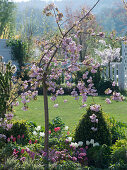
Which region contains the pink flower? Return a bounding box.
[26,148,30,153]
[49,130,51,134]
[54,127,61,132]
[85,146,88,149]
[82,71,88,79]
[22,134,24,138]
[13,137,16,142]
[81,104,87,108]
[50,96,56,101]
[90,104,100,112]
[79,153,86,157]
[105,88,112,95]
[67,131,69,135]
[10,135,13,139]
[90,114,98,123]
[29,140,32,144]
[53,104,59,108]
[20,157,26,162]
[42,152,47,157]
[72,157,77,162]
[17,135,20,139]
[105,98,111,104]
[7,138,10,142]
[13,149,19,157]
[15,101,19,106]
[111,92,124,101]
[34,140,37,144]
[6,124,13,130]
[112,81,116,86]
[91,68,97,73]
[22,106,28,111]
[21,149,24,154]
[64,99,67,103]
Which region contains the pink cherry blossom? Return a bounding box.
[54,104,59,108]
[90,104,100,112]
[112,81,116,87]
[105,88,112,95]
[64,99,68,103]
[105,98,111,104]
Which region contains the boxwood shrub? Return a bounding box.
[74,105,112,146]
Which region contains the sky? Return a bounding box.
[11,0,62,2]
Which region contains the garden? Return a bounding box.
[1,0,127,169]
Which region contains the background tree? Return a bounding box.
[97,2,127,35]
[65,5,101,62]
[0,0,15,38]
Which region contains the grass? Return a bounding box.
[14,95,127,130]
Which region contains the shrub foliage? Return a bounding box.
[74,105,112,146]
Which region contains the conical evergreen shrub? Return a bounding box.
[74,104,112,146]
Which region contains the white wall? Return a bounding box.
[0,39,18,68]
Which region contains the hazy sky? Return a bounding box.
[11,0,62,2]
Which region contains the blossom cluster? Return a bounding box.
[111,92,125,102]
[42,147,88,165]
[89,113,98,132]
[21,90,38,111]
[0,113,13,131]
[7,134,25,143]
[104,82,125,103]
[43,3,63,22]
[90,104,100,112]
[95,44,121,65]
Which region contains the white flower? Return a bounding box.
[70,142,79,148]
[90,139,94,145]
[98,39,106,46]
[65,126,69,130]
[33,131,37,136]
[74,142,79,148]
[93,142,100,147]
[40,132,45,137]
[91,127,98,131]
[66,137,72,142]
[35,126,41,131]
[86,140,90,145]
[78,141,83,146]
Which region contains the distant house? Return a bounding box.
[0,39,18,68]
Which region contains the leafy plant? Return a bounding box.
[49,116,65,132]
[109,118,127,143]
[87,144,111,169]
[0,60,17,118]
[5,120,30,145]
[7,39,30,73]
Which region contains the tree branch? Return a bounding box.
[45,0,101,71]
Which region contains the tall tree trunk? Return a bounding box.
[43,73,49,170]
[108,61,111,80]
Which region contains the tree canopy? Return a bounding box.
[0,0,15,38]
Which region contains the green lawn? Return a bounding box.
[14,95,127,130]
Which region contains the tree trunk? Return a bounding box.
[43,74,49,170]
[108,61,111,80]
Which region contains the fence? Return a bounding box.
[101,62,123,89]
[101,42,127,90]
